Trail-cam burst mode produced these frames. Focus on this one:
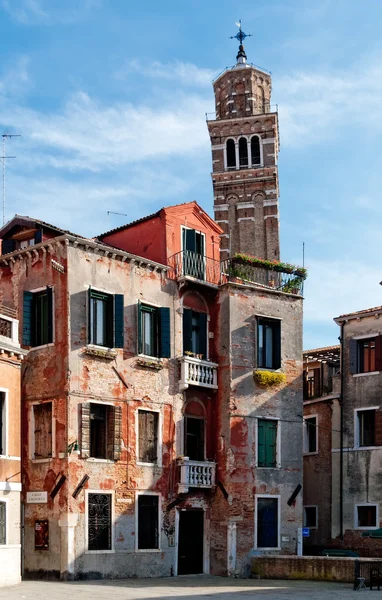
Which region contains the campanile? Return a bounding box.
[207,23,280,261]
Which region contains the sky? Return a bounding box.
[0,0,382,349]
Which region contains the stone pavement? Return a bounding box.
[0,576,368,600]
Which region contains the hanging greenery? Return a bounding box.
[253,370,286,387]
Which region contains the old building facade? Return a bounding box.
[0,301,26,585]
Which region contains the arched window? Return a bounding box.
[239,137,248,168]
[251,136,261,165]
[226,139,236,169]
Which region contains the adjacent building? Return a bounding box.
[0,300,27,586]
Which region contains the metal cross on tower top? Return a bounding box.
[230,20,252,46]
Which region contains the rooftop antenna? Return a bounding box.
[107,211,128,217]
[1,134,21,225]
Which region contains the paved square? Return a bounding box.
[0,576,366,600]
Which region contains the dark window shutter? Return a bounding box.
[265,421,277,467]
[2,239,15,255]
[46,286,53,344]
[80,403,90,459]
[107,406,122,461]
[113,406,122,460]
[114,294,124,349]
[349,339,358,374]
[314,368,321,397]
[34,230,43,244]
[274,322,281,369]
[184,228,196,252]
[375,336,382,371]
[88,287,92,344]
[137,301,142,354]
[183,308,193,354]
[23,291,34,346]
[0,502,6,544]
[375,409,382,447]
[199,312,207,359]
[159,307,170,358]
[258,420,265,467]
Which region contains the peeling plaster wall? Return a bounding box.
[211,284,303,576]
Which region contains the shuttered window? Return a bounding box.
[257,318,281,370]
[350,336,382,374]
[138,410,159,463]
[80,402,122,460]
[88,289,124,349]
[23,288,53,347]
[0,502,6,544]
[257,419,277,467]
[306,368,321,399]
[137,495,159,550]
[137,303,170,358]
[33,403,52,459]
[183,309,207,359]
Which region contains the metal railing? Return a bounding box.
[168,250,223,286]
[206,103,278,121]
[354,560,382,589]
[178,457,216,494]
[221,259,305,295]
[178,355,218,391]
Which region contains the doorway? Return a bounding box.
[178,510,204,575]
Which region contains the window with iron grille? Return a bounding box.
[0,502,5,544]
[33,403,52,459]
[88,493,112,551]
[137,495,159,550]
[138,410,159,463]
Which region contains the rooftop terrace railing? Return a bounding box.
[221,256,306,295]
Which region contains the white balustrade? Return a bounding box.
[178,457,216,493]
[178,356,218,391]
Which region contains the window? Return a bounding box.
[357,409,376,447]
[137,303,170,358]
[80,403,122,460]
[257,419,277,467]
[304,416,318,453]
[183,309,207,359]
[256,496,279,548]
[33,403,52,459]
[23,287,53,347]
[137,494,159,550]
[182,228,205,280]
[138,410,159,463]
[88,493,112,551]
[251,136,261,165]
[304,506,318,529]
[0,502,5,545]
[306,368,321,399]
[88,289,124,348]
[257,318,281,370]
[226,139,236,169]
[184,416,205,461]
[355,504,378,529]
[350,337,382,374]
[238,137,248,167]
[0,392,6,456]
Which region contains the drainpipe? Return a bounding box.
[339,322,344,540]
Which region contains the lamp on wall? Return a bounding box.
[67,440,80,455]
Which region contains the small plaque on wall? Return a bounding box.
[35,520,49,550]
[27,491,48,504]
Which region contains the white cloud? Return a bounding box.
[1,0,101,25]
[117,60,218,88]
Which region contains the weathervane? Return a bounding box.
[230,20,252,46]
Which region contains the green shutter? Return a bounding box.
[258,419,266,467]
[114,294,124,348]
[159,307,170,358]
[265,421,277,467]
[46,286,53,344]
[23,291,33,346]
[198,312,207,359]
[183,308,193,354]
[137,301,142,354]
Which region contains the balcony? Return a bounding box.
[178,457,216,494]
[168,250,223,287]
[178,355,218,391]
[222,257,306,296]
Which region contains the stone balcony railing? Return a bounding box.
[178,355,218,391]
[178,457,216,494]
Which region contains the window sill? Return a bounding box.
[355,526,378,531]
[85,549,115,554]
[32,457,52,463]
[135,548,161,553]
[136,461,162,468]
[353,371,381,378]
[83,345,117,359]
[29,342,54,351]
[354,446,382,451]
[256,367,282,373]
[86,458,115,463]
[257,465,280,469]
[136,356,163,370]
[303,451,319,456]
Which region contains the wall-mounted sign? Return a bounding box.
[302,527,310,538]
[35,520,49,550]
[27,491,48,504]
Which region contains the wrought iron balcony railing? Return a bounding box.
[168,250,223,286]
[221,259,305,295]
[178,355,218,391]
[178,457,216,494]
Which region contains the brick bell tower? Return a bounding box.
[207,22,280,261]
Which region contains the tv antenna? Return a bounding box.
[1,134,21,225]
